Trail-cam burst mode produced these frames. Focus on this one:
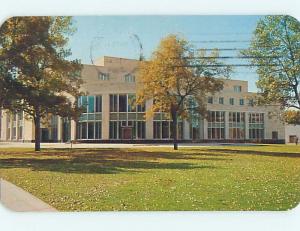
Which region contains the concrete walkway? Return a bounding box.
[0,179,57,212]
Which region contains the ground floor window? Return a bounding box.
[249,128,264,139]
[153,120,183,139]
[109,121,145,139]
[77,121,102,140]
[229,112,245,139]
[208,127,225,139]
[248,113,264,140]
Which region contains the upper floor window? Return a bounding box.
[248,99,254,106]
[124,74,135,83]
[219,97,224,104]
[207,96,213,104]
[98,72,109,81]
[239,99,244,105]
[234,85,242,92]
[229,98,234,105]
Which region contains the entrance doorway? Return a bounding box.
[122,127,132,139]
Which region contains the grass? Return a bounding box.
[0,144,299,211]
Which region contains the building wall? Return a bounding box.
[285,125,300,143]
[0,56,286,143]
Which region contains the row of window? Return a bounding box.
[208,97,252,106]
[110,94,145,112]
[6,112,24,140]
[98,72,135,83]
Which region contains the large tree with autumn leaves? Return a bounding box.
[137,34,231,150]
[0,17,83,151]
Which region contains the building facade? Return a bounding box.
[0,56,285,143]
[285,125,300,144]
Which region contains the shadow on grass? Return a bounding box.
[0,148,220,174]
[205,148,300,158]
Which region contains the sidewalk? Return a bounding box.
[0,179,57,212]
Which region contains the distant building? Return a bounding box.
[0,56,285,143]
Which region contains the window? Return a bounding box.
[110,94,118,112]
[128,94,136,112]
[124,74,135,83]
[229,98,234,105]
[272,131,278,140]
[207,96,213,104]
[239,99,244,105]
[98,72,109,80]
[153,113,183,140]
[88,96,95,113]
[207,111,225,139]
[95,95,102,112]
[109,94,146,139]
[118,94,127,112]
[248,99,254,106]
[229,112,245,139]
[234,85,242,92]
[248,113,264,139]
[77,95,102,140]
[219,97,224,104]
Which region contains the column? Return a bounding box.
[183,120,190,140]
[70,120,76,141]
[245,112,249,140]
[102,93,110,139]
[225,111,229,140]
[203,118,208,139]
[57,116,62,142]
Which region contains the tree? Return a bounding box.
[242,15,300,121]
[137,34,231,150]
[0,17,83,151]
[284,110,300,125]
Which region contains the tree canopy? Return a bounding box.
[137,34,232,149]
[0,17,83,151]
[242,15,300,122]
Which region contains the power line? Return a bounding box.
[179,56,278,59]
[197,48,246,51]
[173,64,278,67]
[192,40,251,43]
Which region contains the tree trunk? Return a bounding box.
[34,108,41,151]
[171,107,178,150]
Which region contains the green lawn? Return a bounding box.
[0,145,299,211]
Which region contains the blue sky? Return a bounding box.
[68,15,263,92]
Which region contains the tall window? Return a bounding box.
[239,99,244,105]
[207,111,225,139]
[219,97,224,104]
[229,112,245,139]
[248,113,264,139]
[229,98,234,105]
[248,99,254,106]
[77,95,102,140]
[109,94,146,139]
[207,96,213,104]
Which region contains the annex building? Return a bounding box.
[0,56,285,143]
